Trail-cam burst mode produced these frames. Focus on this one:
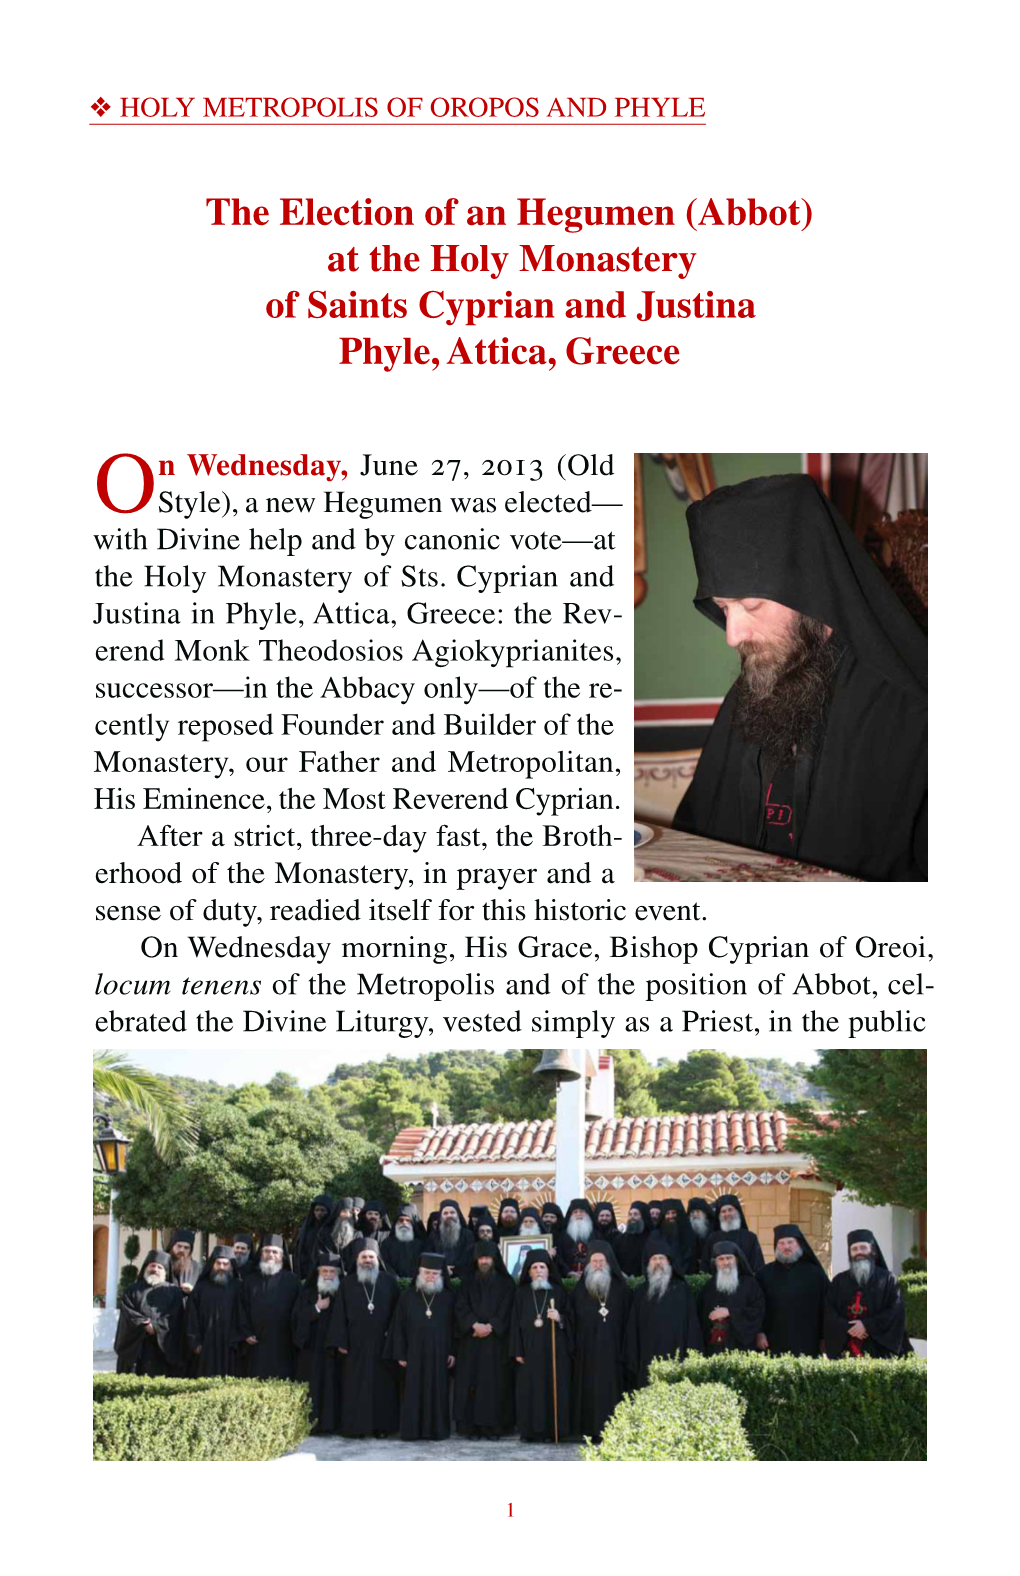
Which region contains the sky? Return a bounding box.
[141,1045,820,1088]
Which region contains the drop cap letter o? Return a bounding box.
[97,453,154,513]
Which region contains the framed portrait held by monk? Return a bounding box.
[501,1234,553,1280]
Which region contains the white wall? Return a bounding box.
[830,1193,919,1274]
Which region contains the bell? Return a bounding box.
[533,1048,581,1084]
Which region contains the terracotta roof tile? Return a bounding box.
[384,1111,792,1165]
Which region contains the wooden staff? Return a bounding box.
[549,1297,559,1444]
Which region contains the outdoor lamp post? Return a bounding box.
[94,1119,130,1310]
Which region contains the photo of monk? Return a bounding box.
[634,456,927,883]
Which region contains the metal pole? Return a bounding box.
[105,1183,121,1310]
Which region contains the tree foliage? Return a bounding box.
[114,1095,402,1237]
[93,1051,199,1163]
[654,1051,770,1112]
[792,1049,926,1210]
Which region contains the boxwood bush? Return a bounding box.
[93,1375,312,1461]
[901,1255,927,1274]
[903,1281,927,1340]
[582,1379,754,1462]
[649,1351,926,1460]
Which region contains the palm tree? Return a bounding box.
[93,1051,198,1164]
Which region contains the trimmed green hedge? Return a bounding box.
[901,1255,927,1274]
[582,1379,754,1462]
[649,1351,926,1461]
[903,1281,927,1340]
[93,1375,312,1461]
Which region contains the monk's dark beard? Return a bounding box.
[439,1219,461,1248]
[332,1219,355,1248]
[732,615,840,771]
[211,1270,231,1285]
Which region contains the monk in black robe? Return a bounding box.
[686,1198,718,1270]
[516,1206,546,1247]
[471,1208,499,1248]
[757,1224,829,1356]
[231,1233,259,1280]
[356,1200,391,1247]
[328,1239,400,1437]
[555,1198,597,1278]
[425,1201,475,1277]
[321,1197,357,1268]
[454,1241,516,1437]
[185,1246,242,1376]
[115,1250,184,1375]
[825,1229,911,1358]
[699,1240,765,1353]
[293,1194,335,1284]
[592,1200,619,1242]
[382,1202,424,1279]
[569,1239,631,1444]
[238,1234,300,1379]
[292,1250,343,1434]
[651,1199,698,1275]
[704,1195,766,1273]
[386,1252,455,1441]
[496,1198,522,1239]
[626,1240,703,1386]
[167,1229,202,1296]
[672,473,927,880]
[612,1201,651,1277]
[541,1202,565,1240]
[510,1248,573,1443]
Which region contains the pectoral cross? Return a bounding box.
[847,1288,867,1357]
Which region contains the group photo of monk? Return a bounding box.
[113,1195,914,1449]
[94,1046,927,1461]
[634,453,927,883]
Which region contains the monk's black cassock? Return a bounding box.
[673,473,927,880]
[293,1194,335,1284]
[757,1224,829,1356]
[569,1240,631,1444]
[704,1196,766,1273]
[382,1204,424,1279]
[426,1202,476,1277]
[327,1256,401,1437]
[510,1249,573,1442]
[651,1198,698,1274]
[699,1241,766,1353]
[612,1201,652,1276]
[625,1241,703,1386]
[292,1252,343,1435]
[687,1198,718,1270]
[454,1242,516,1436]
[239,1238,301,1379]
[186,1249,242,1376]
[824,1230,911,1358]
[115,1251,185,1375]
[555,1197,597,1277]
[167,1229,203,1291]
[386,1257,455,1441]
